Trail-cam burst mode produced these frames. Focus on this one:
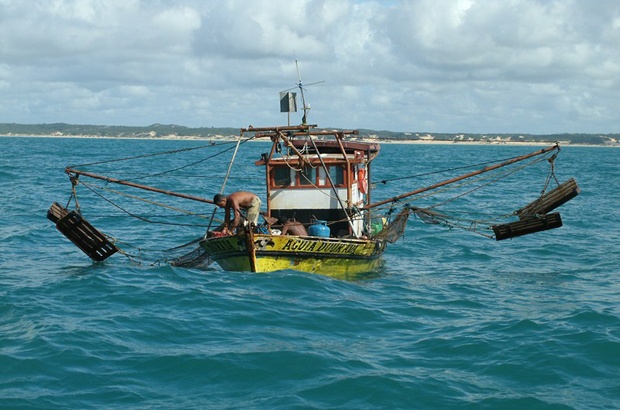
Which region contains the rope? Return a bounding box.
[374,150,552,213]
[69,139,241,168]
[425,154,549,211]
[376,151,552,185]
[77,180,213,227]
[206,133,245,232]
[373,150,556,235]
[519,152,560,216]
[83,182,212,219]
[126,138,255,182]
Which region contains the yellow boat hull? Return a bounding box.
[200,233,387,278]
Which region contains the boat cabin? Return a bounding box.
[250,125,380,238]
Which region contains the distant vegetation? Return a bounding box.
[0,123,238,139]
[356,129,620,146]
[1,122,618,146]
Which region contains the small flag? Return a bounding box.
[280,92,297,113]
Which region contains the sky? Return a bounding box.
[0,0,618,134]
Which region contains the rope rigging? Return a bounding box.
[376,150,556,185]
[61,138,253,267]
[76,180,213,227]
[369,147,561,238]
[69,139,242,169]
[54,125,569,266]
[72,137,255,183]
[126,139,255,182]
[63,138,252,233]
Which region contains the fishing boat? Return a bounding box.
[199,124,389,275]
[48,67,580,278]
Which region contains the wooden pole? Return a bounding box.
[364,144,560,210]
[65,167,215,204]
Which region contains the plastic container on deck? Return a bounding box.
[371,217,387,235]
[371,221,383,235]
[308,220,330,238]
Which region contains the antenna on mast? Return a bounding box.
[280,60,324,125]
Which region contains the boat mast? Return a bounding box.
[296,60,309,125]
[279,60,324,126]
[292,62,359,236]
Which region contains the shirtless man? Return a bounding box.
[278,216,308,236]
[213,191,261,232]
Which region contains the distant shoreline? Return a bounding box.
[1,133,617,148]
[2,121,618,147]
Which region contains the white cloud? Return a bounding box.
[0,0,618,133]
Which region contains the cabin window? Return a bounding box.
[272,166,291,187]
[318,168,326,185]
[329,165,345,186]
[299,166,316,186]
[272,164,346,188]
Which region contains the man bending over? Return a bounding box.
[213,191,261,233]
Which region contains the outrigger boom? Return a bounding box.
[65,167,216,205]
[365,143,561,210]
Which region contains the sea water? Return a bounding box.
[1,136,618,409]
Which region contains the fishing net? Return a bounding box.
[410,207,453,226]
[160,236,213,268]
[374,207,411,243]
